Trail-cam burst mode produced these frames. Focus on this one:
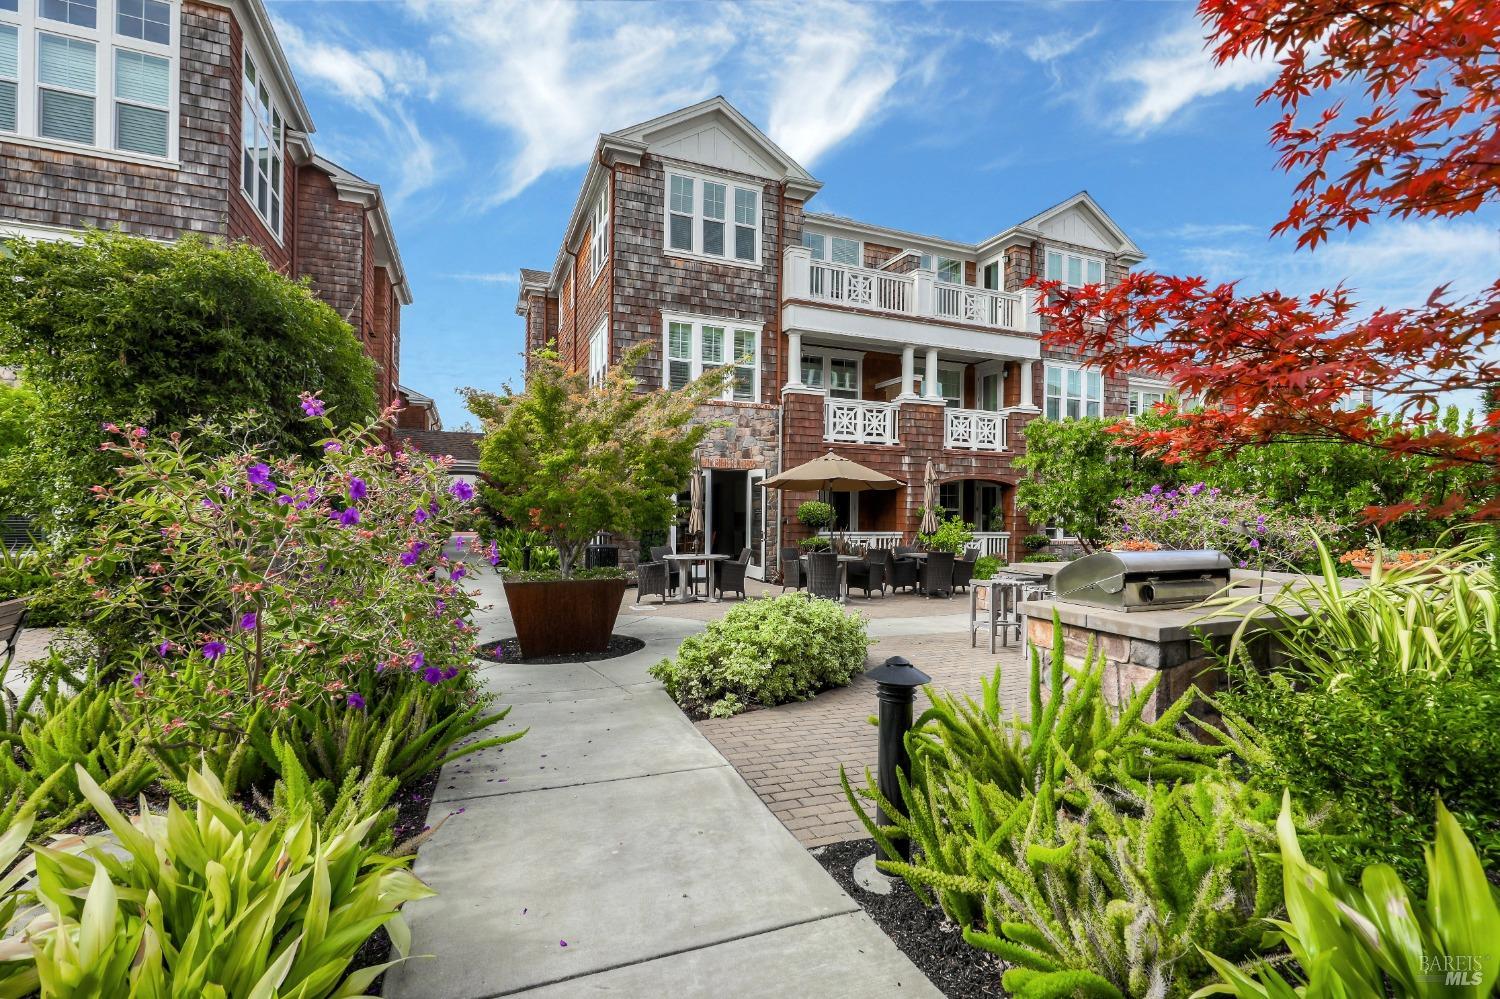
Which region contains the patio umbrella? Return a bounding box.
[760,451,903,492]
[920,460,939,534]
[687,470,704,539]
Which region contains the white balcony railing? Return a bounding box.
[944,408,1009,451]
[824,398,899,446]
[808,260,913,313]
[935,282,1017,328]
[789,247,1036,333]
[973,532,1011,562]
[841,531,903,552]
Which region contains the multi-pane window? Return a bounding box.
[588,320,608,386]
[936,367,963,408]
[588,187,609,280]
[800,352,859,399]
[802,232,859,266]
[663,170,760,264]
[241,52,283,236]
[1128,388,1168,417]
[939,482,960,517]
[115,0,167,43]
[1045,250,1105,287]
[1044,363,1103,421]
[663,315,759,401]
[37,33,94,143]
[801,230,825,259]
[936,257,964,284]
[2,0,175,156]
[0,25,16,131]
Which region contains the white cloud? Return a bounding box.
[1110,21,1275,134]
[1026,27,1099,64]
[444,271,519,284]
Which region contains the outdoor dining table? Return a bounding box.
[663,553,728,603]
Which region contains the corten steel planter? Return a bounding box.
[502,576,630,658]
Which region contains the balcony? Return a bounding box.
[787,248,1038,334]
[944,408,1009,452]
[824,398,899,445]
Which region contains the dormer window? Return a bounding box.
[663,169,760,266]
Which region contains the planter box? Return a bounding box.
[502,576,629,659]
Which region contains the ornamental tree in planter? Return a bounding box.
[465,344,729,657]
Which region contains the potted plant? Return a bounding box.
[467,345,728,658]
[797,500,835,544]
[1337,547,1433,577]
[917,515,975,555]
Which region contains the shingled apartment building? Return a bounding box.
[0,0,409,408]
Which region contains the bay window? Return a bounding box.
[662,313,760,402]
[241,50,283,236]
[663,169,761,264]
[1044,363,1103,420]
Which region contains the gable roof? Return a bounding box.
[393,429,482,471]
[311,155,412,304]
[980,191,1146,263]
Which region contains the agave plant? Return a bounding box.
[1194,794,1500,999]
[4,763,434,997]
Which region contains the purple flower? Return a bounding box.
[487,541,500,566]
[451,564,467,581]
[450,480,476,502]
[324,441,342,453]
[442,666,459,680]
[423,666,444,684]
[1218,517,1230,526]
[156,641,171,657]
[410,652,426,671]
[338,507,361,527]
[434,599,446,615]
[400,549,420,567]
[348,477,368,502]
[428,500,441,517]
[413,507,429,524]
[1188,482,1205,495]
[347,692,366,710]
[202,641,227,661]
[239,611,258,631]
[301,396,326,418]
[1149,484,1163,495]
[275,495,293,506]
[1250,538,1262,550]
[131,672,145,689]
[247,463,275,492]
[201,498,219,511]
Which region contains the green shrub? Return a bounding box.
[1021,533,1052,553]
[650,594,870,717]
[485,526,559,572]
[917,515,974,555]
[4,764,432,996]
[1021,552,1064,563]
[798,536,833,552]
[1200,793,1500,999]
[1216,537,1500,880]
[796,500,835,533]
[972,555,1001,580]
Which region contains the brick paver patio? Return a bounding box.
[697,630,1029,847]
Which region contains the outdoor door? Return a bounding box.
[747,469,766,580]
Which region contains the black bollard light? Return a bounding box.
[866,655,931,860]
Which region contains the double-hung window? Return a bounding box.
[1044,249,1105,287]
[3,0,176,156]
[663,314,760,402]
[241,50,283,236]
[588,320,608,386]
[588,186,609,280]
[1044,363,1103,420]
[663,170,760,264]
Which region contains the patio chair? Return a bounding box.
[806,551,842,601]
[885,549,919,594]
[919,551,955,598]
[649,546,680,593]
[635,561,670,605]
[0,599,27,674]
[779,547,806,592]
[845,556,885,598]
[952,556,976,593]
[894,544,918,557]
[715,548,751,600]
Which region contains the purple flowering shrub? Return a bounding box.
[56,398,499,780]
[1106,483,1342,570]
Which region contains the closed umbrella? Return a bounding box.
[687,471,703,541]
[920,460,939,534]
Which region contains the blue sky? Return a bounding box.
[268,0,1499,429]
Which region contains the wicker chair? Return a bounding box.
[636,561,670,605]
[845,556,885,598]
[885,550,919,593]
[715,548,751,600]
[0,599,27,674]
[779,546,805,592]
[895,544,918,556]
[919,551,955,598]
[806,551,842,600]
[649,546,680,593]
[951,556,976,593]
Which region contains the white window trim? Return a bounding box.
[1127,379,1172,418]
[934,256,966,286]
[239,39,286,243]
[1,0,178,162]
[1044,248,1106,288]
[661,311,763,403]
[799,346,864,399]
[588,318,608,387]
[660,166,762,269]
[980,258,1002,290]
[1043,361,1104,421]
[587,184,609,281]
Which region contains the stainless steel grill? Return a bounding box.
[1052,550,1232,612]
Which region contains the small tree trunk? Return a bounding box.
[557,540,580,578]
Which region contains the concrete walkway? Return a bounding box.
[383,571,942,999]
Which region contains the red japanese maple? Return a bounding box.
[1037,0,1500,521]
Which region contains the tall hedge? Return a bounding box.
[0,230,376,530]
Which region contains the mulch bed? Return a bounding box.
[353,765,442,995]
[476,635,645,665]
[813,838,1006,999]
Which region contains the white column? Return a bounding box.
[898,345,917,400]
[1019,360,1035,409]
[785,331,804,389]
[923,348,941,401]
